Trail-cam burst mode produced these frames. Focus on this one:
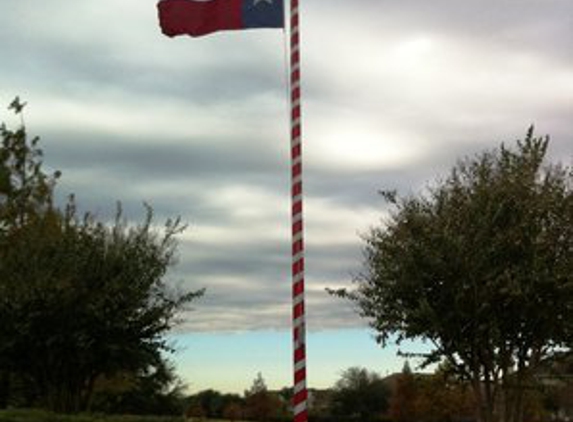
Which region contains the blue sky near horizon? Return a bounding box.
[170,329,431,394]
[1,0,572,396]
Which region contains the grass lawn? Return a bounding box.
[0,409,190,422]
[0,410,256,422]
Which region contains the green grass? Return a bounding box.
[0,409,190,422]
[0,410,255,422]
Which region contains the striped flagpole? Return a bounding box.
[289,0,308,421]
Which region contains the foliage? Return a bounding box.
[330,129,573,422]
[243,373,283,422]
[0,99,202,413]
[185,390,244,420]
[412,368,476,422]
[388,363,416,422]
[90,359,186,415]
[330,367,389,421]
[0,97,60,232]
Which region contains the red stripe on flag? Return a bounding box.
[157,0,242,37]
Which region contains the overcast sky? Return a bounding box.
[1,0,572,393]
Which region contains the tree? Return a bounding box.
[184,390,245,420]
[91,358,187,415]
[331,367,389,421]
[413,366,476,422]
[0,99,202,412]
[0,97,60,231]
[244,373,281,421]
[222,401,245,421]
[330,129,573,422]
[389,362,417,422]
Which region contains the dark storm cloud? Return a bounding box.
[46,132,284,183]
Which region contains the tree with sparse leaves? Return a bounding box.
[0,99,202,412]
[331,129,573,422]
[244,373,281,422]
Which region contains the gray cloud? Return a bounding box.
[1,0,572,333]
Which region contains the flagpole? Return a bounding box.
[289,0,308,421]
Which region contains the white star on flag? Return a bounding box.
[253,0,274,5]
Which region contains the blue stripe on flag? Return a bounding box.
[242,0,284,29]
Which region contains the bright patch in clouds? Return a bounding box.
[307,107,426,170]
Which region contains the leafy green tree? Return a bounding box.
[0,99,202,412]
[331,129,573,422]
[331,367,389,421]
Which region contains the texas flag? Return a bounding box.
[158,0,284,37]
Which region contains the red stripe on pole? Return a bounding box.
[294,302,304,318]
[291,15,298,29]
[292,124,301,139]
[292,144,301,157]
[294,376,306,392]
[292,107,301,120]
[291,69,300,84]
[291,51,300,65]
[291,86,301,101]
[293,163,302,177]
[294,346,305,362]
[294,387,307,403]
[293,279,304,295]
[292,201,302,215]
[294,387,308,402]
[291,32,300,46]
[292,240,303,255]
[294,411,308,422]
[292,182,302,197]
[293,220,303,235]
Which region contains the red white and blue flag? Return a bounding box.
[157,0,284,37]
